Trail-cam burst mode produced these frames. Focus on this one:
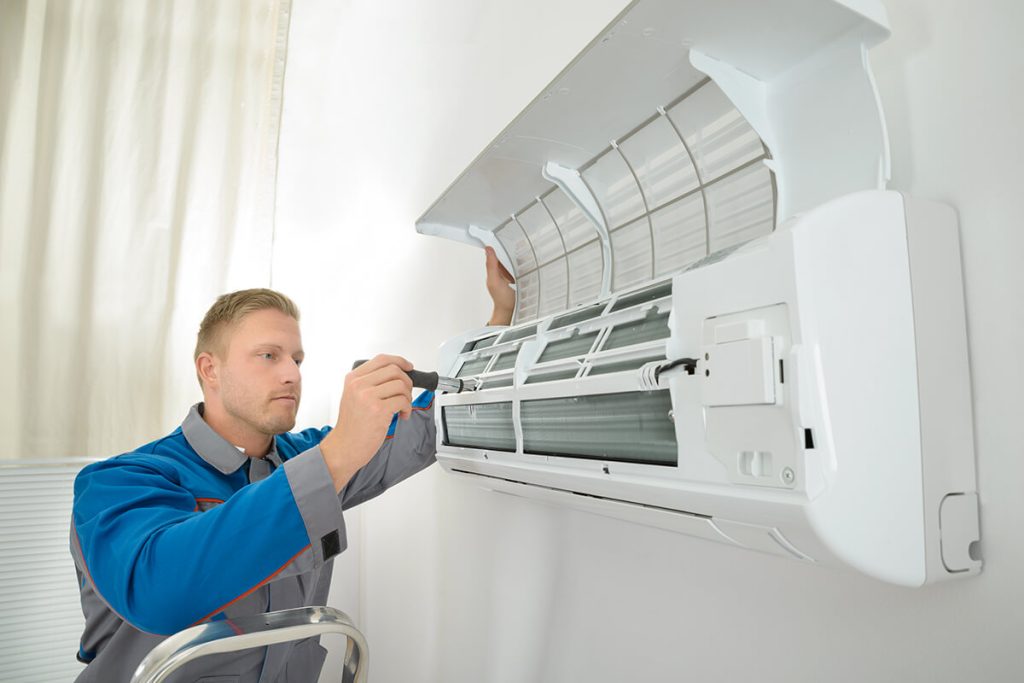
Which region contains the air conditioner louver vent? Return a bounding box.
[443,403,515,451]
[521,391,677,466]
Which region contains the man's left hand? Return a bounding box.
[485,246,515,326]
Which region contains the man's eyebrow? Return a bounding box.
[254,343,304,356]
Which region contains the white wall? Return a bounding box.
[275,0,1024,680]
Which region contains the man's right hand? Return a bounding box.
[319,354,414,492]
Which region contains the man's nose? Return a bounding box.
[282,359,301,384]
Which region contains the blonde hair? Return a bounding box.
[194,288,300,387]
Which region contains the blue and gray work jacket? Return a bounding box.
[70,394,435,682]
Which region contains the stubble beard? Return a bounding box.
[222,381,299,437]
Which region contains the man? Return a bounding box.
[71,247,515,682]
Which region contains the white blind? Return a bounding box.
[0,461,96,682]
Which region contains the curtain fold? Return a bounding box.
[0,0,293,460]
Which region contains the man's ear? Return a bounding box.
[196,352,219,388]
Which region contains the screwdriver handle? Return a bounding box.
[351,360,440,391]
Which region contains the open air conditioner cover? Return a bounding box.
[415,0,980,586]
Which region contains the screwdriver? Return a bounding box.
[351,360,479,394]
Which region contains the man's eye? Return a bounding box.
[260,353,275,360]
[294,359,303,367]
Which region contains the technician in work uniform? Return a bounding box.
[70,393,434,682]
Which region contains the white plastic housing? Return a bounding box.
[416,0,981,586]
[434,191,979,586]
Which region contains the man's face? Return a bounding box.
[214,308,304,437]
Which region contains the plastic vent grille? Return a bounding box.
[494,78,774,324]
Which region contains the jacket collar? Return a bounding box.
[181,403,281,474]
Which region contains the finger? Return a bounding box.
[486,247,515,284]
[352,354,413,376]
[497,259,515,284]
[361,365,414,391]
[371,378,414,402]
[381,394,413,420]
[366,366,413,387]
[368,354,413,373]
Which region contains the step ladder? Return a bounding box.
[130,606,368,683]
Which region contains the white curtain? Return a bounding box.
[0,0,292,460]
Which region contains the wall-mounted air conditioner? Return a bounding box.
[415,0,981,586]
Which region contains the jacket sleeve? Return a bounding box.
[340,389,437,509]
[71,447,344,636]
